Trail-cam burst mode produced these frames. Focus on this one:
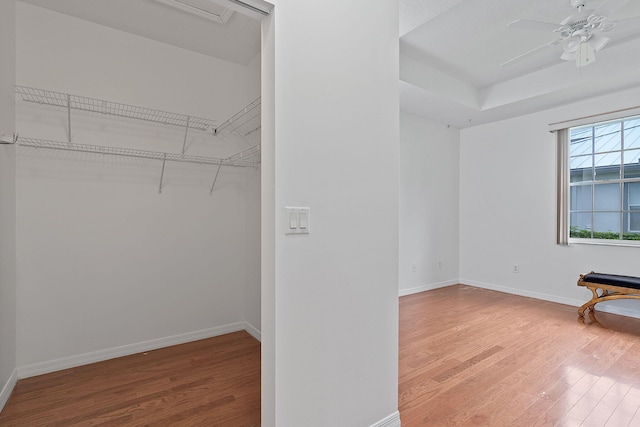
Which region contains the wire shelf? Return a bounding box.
[227,143,261,162]
[15,86,218,132]
[15,85,262,192]
[17,137,258,168]
[215,97,261,134]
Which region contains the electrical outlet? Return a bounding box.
[411,264,417,272]
[438,259,443,269]
[513,265,519,273]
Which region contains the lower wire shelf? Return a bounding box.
[17,137,259,168]
[17,137,260,194]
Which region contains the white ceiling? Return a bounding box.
[18,0,262,65]
[400,0,640,128]
[18,0,640,129]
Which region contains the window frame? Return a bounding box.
[562,115,640,246]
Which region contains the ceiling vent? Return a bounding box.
[154,0,234,24]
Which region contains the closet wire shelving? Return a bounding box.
[15,85,261,193]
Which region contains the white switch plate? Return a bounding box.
[285,207,310,235]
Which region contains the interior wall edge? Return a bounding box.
[0,369,17,414]
[16,322,248,380]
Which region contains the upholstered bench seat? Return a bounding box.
[577,272,640,316]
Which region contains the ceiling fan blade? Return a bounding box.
[500,39,563,67]
[594,0,630,17]
[614,15,640,26]
[507,19,562,32]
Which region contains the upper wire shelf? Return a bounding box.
[15,85,262,137]
[15,85,218,132]
[215,97,261,135]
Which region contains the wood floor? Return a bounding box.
[399,285,640,427]
[0,330,260,427]
[4,285,640,426]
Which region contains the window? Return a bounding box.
[568,116,640,242]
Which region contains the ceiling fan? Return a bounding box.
[501,0,638,68]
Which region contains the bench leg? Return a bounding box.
[578,287,600,317]
[578,301,595,317]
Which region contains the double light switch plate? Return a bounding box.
[285,207,310,235]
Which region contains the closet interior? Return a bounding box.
[13,0,262,374]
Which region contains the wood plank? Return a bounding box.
[399,285,640,427]
[5,284,640,426]
[0,331,260,427]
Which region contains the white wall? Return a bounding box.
[399,112,459,295]
[460,85,640,318]
[262,1,400,426]
[0,0,17,412]
[15,3,260,372]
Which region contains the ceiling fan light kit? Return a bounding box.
[577,41,597,66]
[502,0,637,68]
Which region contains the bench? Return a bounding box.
[577,272,640,316]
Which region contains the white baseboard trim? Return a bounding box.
[370,411,401,427]
[460,278,640,319]
[460,278,583,307]
[17,322,247,379]
[244,321,261,342]
[0,368,18,413]
[399,280,458,297]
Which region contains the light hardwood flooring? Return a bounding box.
[0,330,260,426]
[3,285,640,426]
[399,285,640,427]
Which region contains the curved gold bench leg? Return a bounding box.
[578,286,600,317]
[578,302,595,317]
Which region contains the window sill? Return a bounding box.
[569,238,640,248]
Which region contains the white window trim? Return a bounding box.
[549,106,640,132]
[555,115,640,246]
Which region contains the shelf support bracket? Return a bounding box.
[181,116,190,154]
[159,154,167,194]
[67,94,72,143]
[210,163,223,195]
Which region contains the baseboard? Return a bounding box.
[399,280,458,297]
[370,411,401,427]
[596,304,640,319]
[0,368,17,413]
[460,278,640,319]
[17,322,247,379]
[244,321,261,342]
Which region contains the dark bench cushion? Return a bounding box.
[583,272,640,290]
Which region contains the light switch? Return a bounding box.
[285,207,310,235]
[298,212,308,229]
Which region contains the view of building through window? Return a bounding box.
[569,116,640,241]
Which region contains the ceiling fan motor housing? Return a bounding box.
[558,11,617,46]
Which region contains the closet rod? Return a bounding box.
[17,138,258,168]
